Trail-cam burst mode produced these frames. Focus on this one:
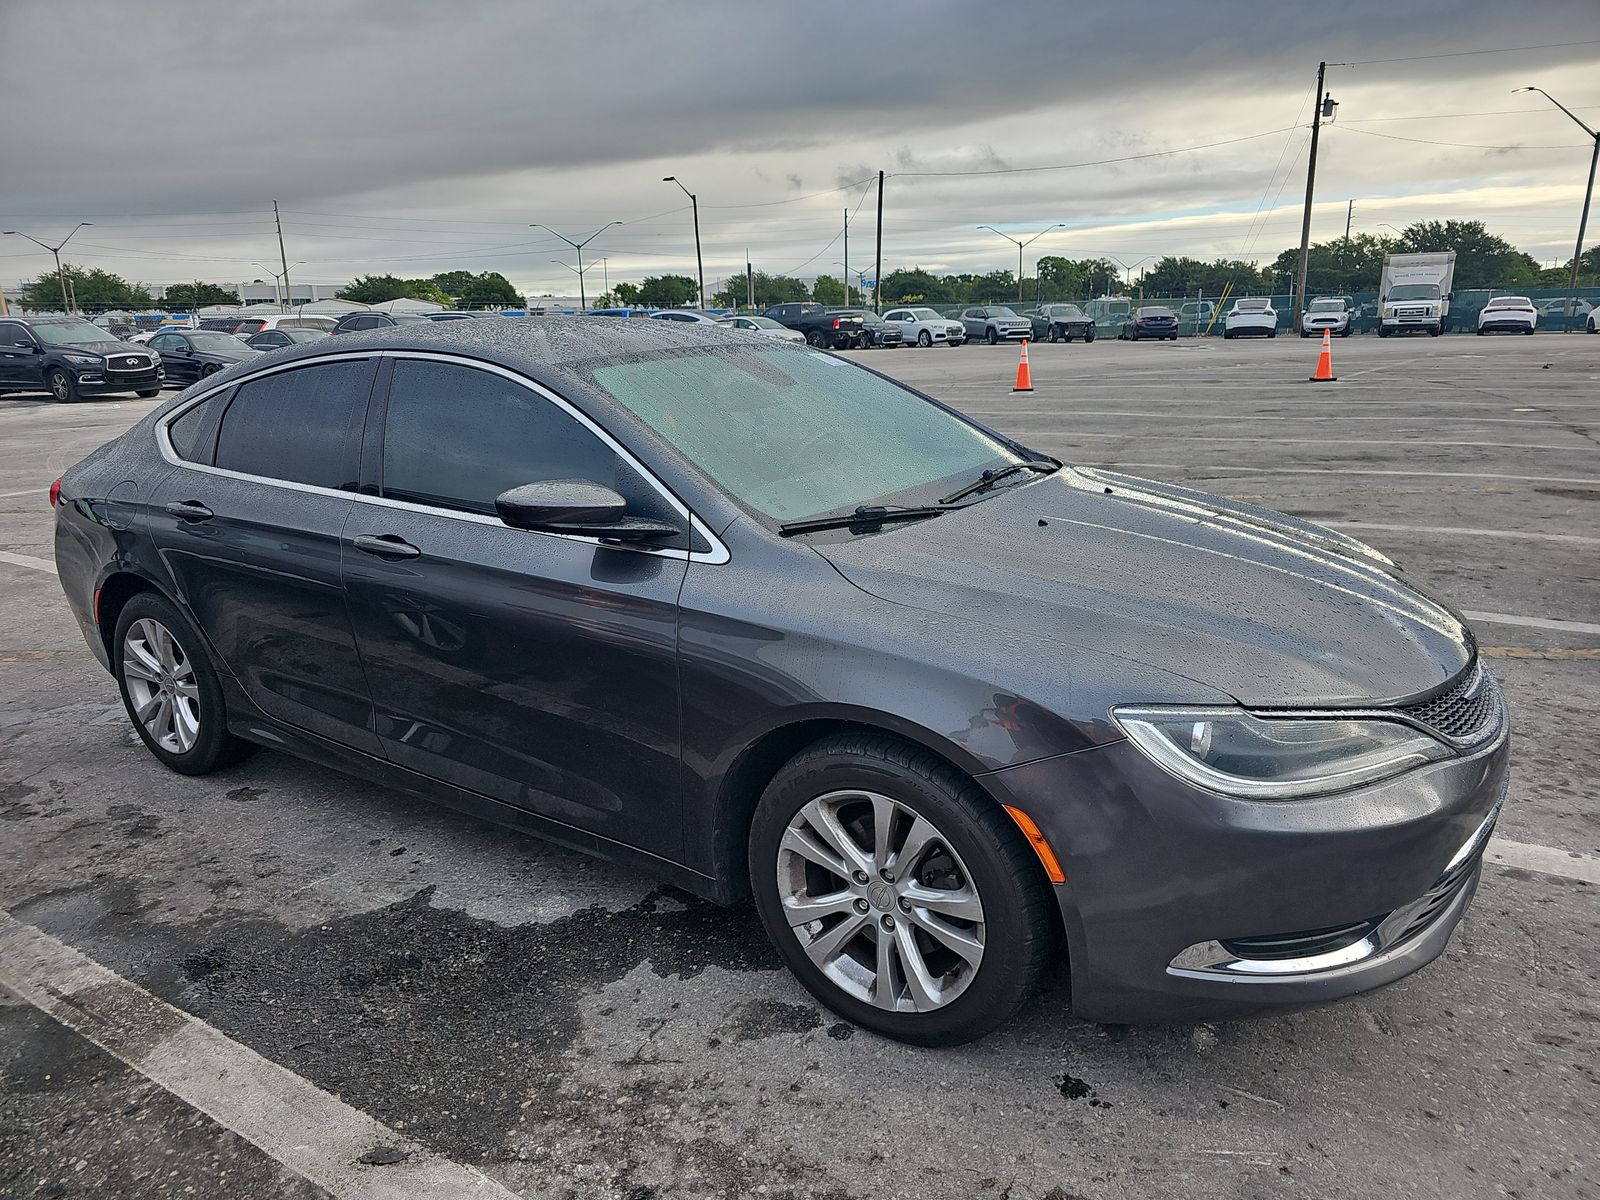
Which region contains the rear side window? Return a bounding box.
[380,360,657,519]
[0,323,31,347]
[235,320,265,334]
[214,361,372,488]
[167,393,226,464]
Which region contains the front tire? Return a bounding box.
[1083,328,1095,343]
[918,330,932,348]
[986,328,999,345]
[749,735,1056,1046]
[114,593,256,776]
[136,389,160,398]
[47,368,78,403]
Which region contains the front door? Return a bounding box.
[0,322,39,388]
[148,357,382,752]
[340,356,688,857]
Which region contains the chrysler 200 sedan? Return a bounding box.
[52,319,1509,1045]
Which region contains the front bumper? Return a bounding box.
[74,365,164,393]
[982,720,1509,1023]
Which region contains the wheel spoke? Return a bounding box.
[779,824,847,877]
[125,637,163,678]
[799,911,869,969]
[152,693,174,743]
[901,882,984,924]
[873,924,901,1008]
[782,888,857,928]
[870,794,899,873]
[122,654,161,685]
[801,798,872,876]
[893,923,943,1011]
[904,904,985,966]
[133,692,163,724]
[890,815,938,882]
[172,697,200,752]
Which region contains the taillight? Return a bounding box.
[49,477,62,508]
[831,318,840,329]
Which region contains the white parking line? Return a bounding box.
[1464,610,1600,637]
[1487,839,1600,885]
[0,549,56,574]
[1333,522,1600,547]
[0,912,520,1200]
[1087,462,1600,486]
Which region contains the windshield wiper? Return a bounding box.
[938,460,1058,505]
[778,504,954,537]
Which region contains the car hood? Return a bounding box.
[59,340,146,356]
[813,467,1473,708]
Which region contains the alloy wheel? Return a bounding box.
[776,789,986,1012]
[121,617,201,754]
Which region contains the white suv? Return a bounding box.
[883,307,966,347]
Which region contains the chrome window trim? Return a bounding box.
[152,347,730,565]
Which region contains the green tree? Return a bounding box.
[1268,234,1398,295]
[638,274,698,307]
[880,268,956,305]
[337,275,451,305]
[613,281,642,307]
[163,281,240,309]
[710,271,809,309]
[431,270,520,309]
[812,274,846,305]
[1139,257,1273,299]
[1395,220,1540,289]
[21,264,151,313]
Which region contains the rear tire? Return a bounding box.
[748,734,1056,1046]
[113,592,256,776]
[807,330,827,349]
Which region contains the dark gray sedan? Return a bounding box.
[50,319,1508,1045]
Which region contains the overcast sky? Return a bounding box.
[3,1,1597,298]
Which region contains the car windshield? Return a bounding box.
[1138,308,1174,318]
[583,347,1026,523]
[987,307,1019,318]
[32,320,115,346]
[1050,306,1084,317]
[1488,297,1529,307]
[742,316,785,329]
[1388,284,1440,301]
[1235,300,1270,312]
[1308,300,1345,312]
[189,332,250,353]
[286,329,331,342]
[908,308,942,321]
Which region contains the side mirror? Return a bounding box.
[494,480,680,542]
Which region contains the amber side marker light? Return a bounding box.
[1002,805,1066,884]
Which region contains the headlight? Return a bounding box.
[64,353,100,365]
[1112,706,1450,799]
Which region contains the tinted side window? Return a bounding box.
[380,360,660,520]
[214,361,371,488]
[167,392,227,464]
[0,323,34,347]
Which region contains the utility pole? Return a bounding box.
[978,224,1065,304]
[273,200,291,311]
[843,208,849,306]
[1515,86,1599,332]
[662,178,705,309]
[1344,200,1354,241]
[746,251,754,311]
[874,170,885,314]
[1293,62,1337,334]
[532,222,621,311]
[2,222,93,313]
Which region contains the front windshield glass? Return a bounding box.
[1050,305,1084,317]
[988,307,1019,318]
[1235,300,1270,312]
[1308,300,1344,312]
[33,320,115,346]
[286,329,331,342]
[909,308,942,321]
[745,316,784,329]
[189,332,250,353]
[1388,284,1440,301]
[585,347,1025,523]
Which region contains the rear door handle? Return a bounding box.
[351,533,421,559]
[164,500,214,522]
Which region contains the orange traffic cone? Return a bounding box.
[1308,328,1336,382]
[1012,339,1034,392]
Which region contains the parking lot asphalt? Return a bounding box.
[2,333,1597,1200]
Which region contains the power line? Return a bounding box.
[1330,126,1589,151]
[886,127,1300,178]
[1344,106,1600,124]
[1329,39,1600,66]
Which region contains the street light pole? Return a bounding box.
[3,222,93,312]
[663,177,705,310]
[532,222,621,311]
[978,224,1065,304]
[1515,86,1599,332]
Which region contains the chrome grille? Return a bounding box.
[109,354,150,371]
[1398,662,1501,746]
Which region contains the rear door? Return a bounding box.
[340,355,688,855]
[148,357,382,752]
[0,321,38,387]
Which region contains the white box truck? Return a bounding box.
[1377,251,1456,337]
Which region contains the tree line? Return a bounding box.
[17,221,1597,315]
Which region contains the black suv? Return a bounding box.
[330,312,432,335]
[0,315,164,402]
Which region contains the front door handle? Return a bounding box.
[164,500,214,522]
[352,533,421,559]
